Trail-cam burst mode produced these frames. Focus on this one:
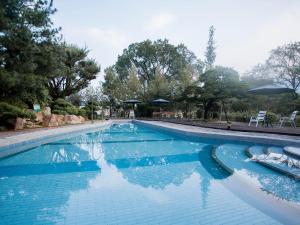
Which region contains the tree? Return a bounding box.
[198,66,242,119]
[82,84,104,119]
[47,44,100,100]
[0,0,59,105]
[241,64,274,88]
[115,39,202,82]
[102,66,125,116]
[266,42,300,91]
[205,26,216,70]
[125,65,142,98]
[148,69,170,99]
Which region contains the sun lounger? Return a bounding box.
[279,111,298,128]
[248,111,267,127]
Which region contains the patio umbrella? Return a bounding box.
[124,99,142,104]
[152,98,170,112]
[124,99,141,118]
[152,98,170,104]
[247,84,295,95]
[247,84,295,125]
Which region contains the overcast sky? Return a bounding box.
[52,0,300,80]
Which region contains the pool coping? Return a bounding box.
[134,120,300,147]
[0,120,130,159]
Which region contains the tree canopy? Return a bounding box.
[0,0,100,107]
[205,25,216,70]
[115,39,203,82]
[47,44,100,100]
[266,42,300,90]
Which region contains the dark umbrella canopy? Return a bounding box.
[247,84,294,95]
[124,99,141,104]
[152,98,170,104]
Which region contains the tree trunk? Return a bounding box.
[203,100,214,119]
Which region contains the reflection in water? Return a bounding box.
[0,123,298,225]
[0,169,99,225]
[0,161,100,177]
[197,145,230,208]
[0,143,100,225]
[103,140,230,210]
[0,144,91,166]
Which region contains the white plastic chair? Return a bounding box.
[248,111,267,127]
[279,111,298,128]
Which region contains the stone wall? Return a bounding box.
[14,106,86,130]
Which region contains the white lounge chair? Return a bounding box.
[248,111,267,127]
[279,111,298,128]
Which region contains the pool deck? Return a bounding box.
[142,118,300,136]
[135,120,300,146]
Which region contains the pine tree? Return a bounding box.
[205,26,216,70]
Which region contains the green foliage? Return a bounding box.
[51,98,80,115]
[267,42,300,90]
[226,112,251,122]
[198,66,244,119]
[47,44,100,100]
[51,110,67,115]
[241,64,274,88]
[148,69,171,99]
[205,25,216,69]
[126,66,142,98]
[115,39,203,82]
[103,66,125,113]
[0,102,35,119]
[266,112,278,124]
[78,108,87,117]
[0,0,58,105]
[0,102,35,129]
[83,101,100,119]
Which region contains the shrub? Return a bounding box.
[266,112,278,124]
[226,112,251,122]
[0,102,35,119]
[78,108,87,117]
[52,99,79,115]
[52,109,67,115]
[0,102,36,129]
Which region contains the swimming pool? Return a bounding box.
[0,122,299,224]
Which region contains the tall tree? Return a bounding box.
[126,65,142,99]
[148,69,170,99]
[47,44,100,100]
[241,64,274,88]
[115,39,202,82]
[266,42,300,91]
[205,26,216,70]
[198,66,242,119]
[0,0,59,105]
[102,66,124,116]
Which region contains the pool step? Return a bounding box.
[246,145,300,180]
[211,144,300,201]
[245,145,265,159]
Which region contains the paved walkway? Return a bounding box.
[0,121,113,148]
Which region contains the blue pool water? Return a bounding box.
[0,122,299,225]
